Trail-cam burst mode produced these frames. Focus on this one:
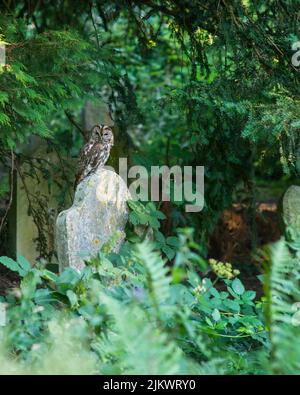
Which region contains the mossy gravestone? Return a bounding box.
[282,185,300,235]
[56,167,130,272]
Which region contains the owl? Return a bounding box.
[74,124,114,189]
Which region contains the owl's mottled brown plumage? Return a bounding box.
[74,124,114,189]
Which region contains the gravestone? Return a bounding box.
[82,99,113,130]
[7,137,74,265]
[282,185,300,233]
[56,167,130,272]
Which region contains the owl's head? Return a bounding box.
[101,125,114,146]
[91,124,114,146]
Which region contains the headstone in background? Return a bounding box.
[82,99,114,131]
[282,185,300,233]
[8,137,74,265]
[56,167,130,272]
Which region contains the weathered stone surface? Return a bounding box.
[282,185,300,232]
[56,168,130,272]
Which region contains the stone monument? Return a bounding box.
[282,185,300,234]
[56,167,130,272]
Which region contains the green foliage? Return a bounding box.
[2,1,300,247]
[0,225,267,374]
[263,234,300,374]
[1,0,300,375]
[3,212,300,375]
[7,207,300,375]
[127,200,179,260]
[128,200,166,230]
[0,19,106,149]
[192,275,267,346]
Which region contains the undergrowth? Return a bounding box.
[0,202,298,374]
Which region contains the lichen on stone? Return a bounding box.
[56,168,131,272]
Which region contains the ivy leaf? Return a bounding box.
[41,269,58,282]
[210,287,220,298]
[17,255,31,273]
[129,211,139,225]
[21,272,40,299]
[34,288,55,304]
[149,217,160,229]
[212,308,221,322]
[154,210,166,220]
[138,213,149,225]
[66,290,78,308]
[0,256,21,273]
[162,245,175,260]
[242,290,256,301]
[232,278,245,296]
[0,256,26,276]
[155,231,165,243]
[223,299,240,313]
[205,317,214,327]
[166,236,179,247]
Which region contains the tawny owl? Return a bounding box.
[74,124,114,189]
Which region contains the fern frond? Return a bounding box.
[267,238,300,373]
[135,241,170,317]
[100,295,191,374]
